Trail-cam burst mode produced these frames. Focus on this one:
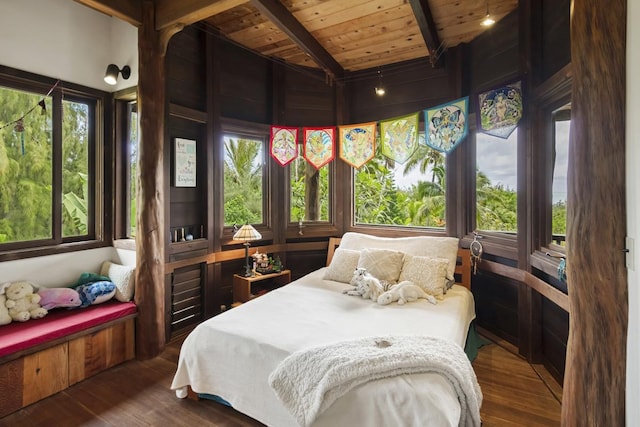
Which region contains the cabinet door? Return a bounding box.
[22,344,69,407]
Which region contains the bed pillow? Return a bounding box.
[323,248,361,283]
[339,232,459,281]
[357,248,405,283]
[100,261,135,302]
[399,254,450,299]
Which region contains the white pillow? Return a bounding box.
[339,232,459,280]
[323,248,361,283]
[100,261,135,302]
[399,255,450,299]
[357,248,405,283]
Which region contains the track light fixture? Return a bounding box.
[374,68,386,96]
[481,0,495,27]
[104,64,131,85]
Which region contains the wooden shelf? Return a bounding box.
[233,270,291,303]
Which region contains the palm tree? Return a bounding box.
[223,136,263,225]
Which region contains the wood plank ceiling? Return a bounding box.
[76,0,518,77]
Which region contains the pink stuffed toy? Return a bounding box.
[37,287,82,310]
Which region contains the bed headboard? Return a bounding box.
[326,237,472,290]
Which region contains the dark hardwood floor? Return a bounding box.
[0,334,562,426]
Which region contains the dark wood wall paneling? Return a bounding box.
[540,0,571,81]
[218,41,271,123]
[347,57,455,124]
[167,27,207,111]
[468,10,520,96]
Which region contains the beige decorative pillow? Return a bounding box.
[399,255,450,299]
[338,232,459,280]
[357,248,405,283]
[100,261,135,302]
[323,248,361,283]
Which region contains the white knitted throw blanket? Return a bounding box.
[268,335,483,427]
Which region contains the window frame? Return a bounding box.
[219,118,272,243]
[0,66,110,260]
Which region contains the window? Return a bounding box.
[551,107,570,246]
[223,134,265,226]
[127,102,138,238]
[0,75,102,252]
[62,99,92,238]
[290,156,330,223]
[354,139,446,228]
[475,130,518,233]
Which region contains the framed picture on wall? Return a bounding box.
[174,138,196,187]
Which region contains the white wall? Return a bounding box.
[0,0,137,91]
[627,0,639,424]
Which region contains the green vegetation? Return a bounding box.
[0,87,89,244]
[290,156,329,222]
[223,136,263,225]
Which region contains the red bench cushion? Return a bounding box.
[0,300,137,358]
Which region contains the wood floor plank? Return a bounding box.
[0,336,562,426]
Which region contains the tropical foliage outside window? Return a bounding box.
[290,156,329,222]
[128,103,138,238]
[62,100,90,237]
[475,130,518,232]
[552,117,569,245]
[223,135,264,226]
[354,139,446,228]
[0,83,96,245]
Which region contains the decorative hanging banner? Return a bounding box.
[477,80,523,139]
[424,96,469,154]
[270,126,299,166]
[379,112,419,164]
[303,127,335,169]
[338,122,377,169]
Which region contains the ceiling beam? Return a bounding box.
[250,0,344,79]
[155,0,248,31]
[73,0,142,26]
[408,0,444,67]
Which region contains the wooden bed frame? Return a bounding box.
[326,237,472,290]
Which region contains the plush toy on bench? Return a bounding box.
[37,287,82,310]
[4,281,48,322]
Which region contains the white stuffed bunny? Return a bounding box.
[377,281,436,305]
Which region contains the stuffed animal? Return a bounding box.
[37,287,82,310]
[377,281,436,305]
[0,294,12,325]
[344,268,390,301]
[4,281,48,322]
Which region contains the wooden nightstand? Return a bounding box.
[233,269,291,303]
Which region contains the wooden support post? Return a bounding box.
[135,0,182,360]
[563,0,627,424]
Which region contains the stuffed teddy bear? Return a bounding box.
[377,281,436,305]
[4,281,48,322]
[0,294,12,325]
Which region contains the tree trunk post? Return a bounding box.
[563,0,627,424]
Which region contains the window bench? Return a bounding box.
[0,300,137,417]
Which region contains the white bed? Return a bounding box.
[171,233,481,427]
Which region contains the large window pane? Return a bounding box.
[476,130,518,233]
[223,135,264,226]
[290,157,329,222]
[552,118,569,245]
[0,86,53,243]
[62,100,90,237]
[128,103,138,238]
[354,140,446,228]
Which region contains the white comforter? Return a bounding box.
[171,268,477,427]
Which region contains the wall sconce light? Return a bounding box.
[481,1,496,27]
[374,68,386,96]
[104,64,131,85]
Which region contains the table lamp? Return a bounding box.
[233,224,262,277]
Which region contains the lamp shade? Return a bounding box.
[233,224,262,242]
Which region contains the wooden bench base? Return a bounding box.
[0,316,135,417]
